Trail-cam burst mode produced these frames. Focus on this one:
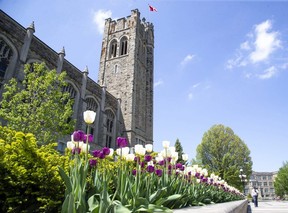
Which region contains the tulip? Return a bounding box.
[145,144,153,152]
[146,165,155,173]
[155,169,163,177]
[81,143,90,153]
[134,144,144,155]
[144,155,152,162]
[116,137,128,148]
[125,153,135,161]
[108,148,114,157]
[92,150,101,158]
[182,153,189,161]
[84,134,93,143]
[67,141,75,150]
[83,110,96,124]
[162,140,170,148]
[89,159,97,167]
[102,147,110,155]
[169,146,176,153]
[73,130,85,142]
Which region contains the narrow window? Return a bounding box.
[110,40,117,58]
[0,39,13,79]
[105,110,114,148]
[120,37,128,56]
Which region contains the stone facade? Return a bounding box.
[0,9,154,150]
[246,171,278,200]
[98,9,154,146]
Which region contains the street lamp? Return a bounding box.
[239,168,247,195]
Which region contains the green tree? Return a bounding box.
[175,138,185,164]
[0,62,75,145]
[196,124,252,190]
[0,125,69,212]
[274,161,288,198]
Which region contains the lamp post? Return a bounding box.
[239,168,247,195]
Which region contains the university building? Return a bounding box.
[246,171,278,199]
[0,9,154,150]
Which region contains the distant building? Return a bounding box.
[247,171,278,200]
[0,9,154,150]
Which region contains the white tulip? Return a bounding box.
[182,154,189,161]
[83,110,96,124]
[171,151,178,160]
[155,155,164,162]
[66,141,75,150]
[145,144,153,153]
[134,144,144,155]
[122,147,130,156]
[108,148,114,157]
[169,146,176,153]
[81,143,90,153]
[125,153,135,161]
[162,140,170,148]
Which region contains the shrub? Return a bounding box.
[0,126,69,212]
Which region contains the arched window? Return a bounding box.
[0,38,13,80]
[105,109,115,147]
[86,97,98,112]
[109,39,117,58]
[62,83,77,99]
[120,37,128,56]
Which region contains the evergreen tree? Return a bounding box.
[196,124,253,190]
[0,62,75,145]
[175,138,185,164]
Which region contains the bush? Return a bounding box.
[0,126,69,212]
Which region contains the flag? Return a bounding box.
[149,5,157,12]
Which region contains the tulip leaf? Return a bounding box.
[58,166,72,193]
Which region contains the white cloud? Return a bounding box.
[193,82,201,88]
[180,54,195,67]
[257,66,277,79]
[188,92,194,101]
[249,20,281,63]
[93,9,112,34]
[240,41,251,50]
[226,19,287,80]
[154,79,163,88]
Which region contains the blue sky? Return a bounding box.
[1,0,288,172]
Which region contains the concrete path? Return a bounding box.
[248,201,288,213]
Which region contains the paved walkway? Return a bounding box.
[248,201,288,213]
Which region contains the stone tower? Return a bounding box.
[98,9,154,146]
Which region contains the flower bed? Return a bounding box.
[59,111,244,213]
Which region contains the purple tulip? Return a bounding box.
[72,147,81,154]
[158,160,165,166]
[132,169,137,176]
[146,165,155,173]
[116,137,128,148]
[155,169,163,177]
[176,163,183,169]
[140,162,145,168]
[102,147,110,155]
[98,151,105,159]
[134,156,140,162]
[144,155,152,162]
[84,134,93,143]
[89,159,97,167]
[92,150,101,158]
[73,130,85,142]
